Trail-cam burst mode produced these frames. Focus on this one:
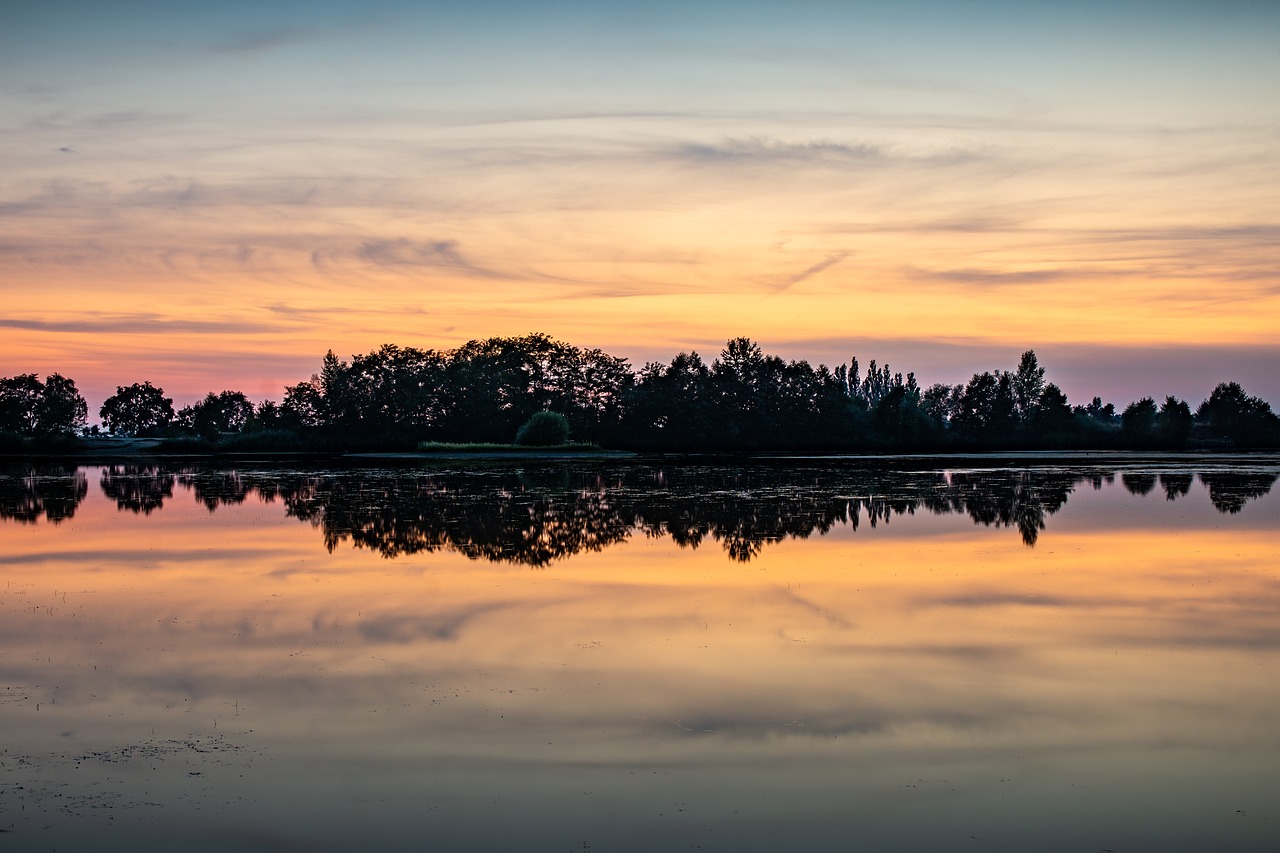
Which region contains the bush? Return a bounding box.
[219,430,307,452]
[515,411,570,446]
[0,430,25,455]
[154,436,218,454]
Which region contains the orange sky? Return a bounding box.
[3,2,1279,409]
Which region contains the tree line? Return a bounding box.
[2,333,1278,452]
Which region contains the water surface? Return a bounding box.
[2,458,1278,851]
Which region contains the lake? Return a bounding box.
[2,456,1278,851]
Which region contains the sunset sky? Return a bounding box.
[3,0,1278,410]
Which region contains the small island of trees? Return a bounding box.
[2,333,1277,454]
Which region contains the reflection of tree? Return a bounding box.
[0,467,87,524]
[1159,473,1193,501]
[1199,471,1278,514]
[100,466,175,514]
[180,470,253,510]
[1122,473,1157,496]
[926,471,1076,546]
[278,470,636,565]
[76,461,1280,562]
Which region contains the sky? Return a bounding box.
[2,0,1278,411]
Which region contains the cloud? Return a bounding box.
[350,238,512,279]
[773,251,851,293]
[0,313,285,336]
[207,25,324,56]
[908,266,1084,286]
[670,137,883,164]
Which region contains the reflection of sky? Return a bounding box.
[2,465,1279,849]
[3,1,1279,409]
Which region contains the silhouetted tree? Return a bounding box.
[1030,383,1074,439]
[99,382,174,436]
[952,371,1017,446]
[515,411,571,446]
[0,373,88,437]
[1012,350,1046,425]
[1196,382,1279,447]
[178,391,256,438]
[1156,396,1193,448]
[1121,397,1159,448]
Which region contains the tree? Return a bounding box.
[178,391,256,438]
[282,380,325,429]
[952,371,1017,446]
[0,374,43,434]
[0,373,88,437]
[515,411,570,446]
[1196,382,1279,447]
[1156,396,1193,447]
[1075,397,1118,423]
[1031,383,1073,437]
[1012,350,1046,424]
[1121,397,1158,447]
[100,382,174,436]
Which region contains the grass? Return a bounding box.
[415,441,605,453]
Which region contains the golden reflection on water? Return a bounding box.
[1,464,1278,851]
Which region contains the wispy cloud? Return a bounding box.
[207,25,326,57]
[0,313,285,335]
[669,137,882,164]
[773,251,851,293]
[337,238,512,280]
[908,266,1084,286]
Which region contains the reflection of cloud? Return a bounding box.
[930,592,1105,608]
[355,603,515,643]
[774,586,852,628]
[0,548,284,568]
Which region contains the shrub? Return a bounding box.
[219,430,307,452]
[0,430,25,455]
[515,411,570,446]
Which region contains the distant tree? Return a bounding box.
[0,373,88,437]
[1156,396,1193,447]
[1012,350,1046,424]
[952,371,1017,446]
[920,383,961,431]
[1196,382,1279,447]
[0,374,44,434]
[1031,383,1074,437]
[99,382,174,436]
[178,391,256,438]
[1074,397,1118,423]
[624,351,715,448]
[1121,397,1159,447]
[250,399,284,431]
[36,374,89,436]
[282,380,326,429]
[872,385,936,448]
[515,411,570,446]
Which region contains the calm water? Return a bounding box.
[2,457,1278,851]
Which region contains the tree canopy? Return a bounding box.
[6,336,1278,454]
